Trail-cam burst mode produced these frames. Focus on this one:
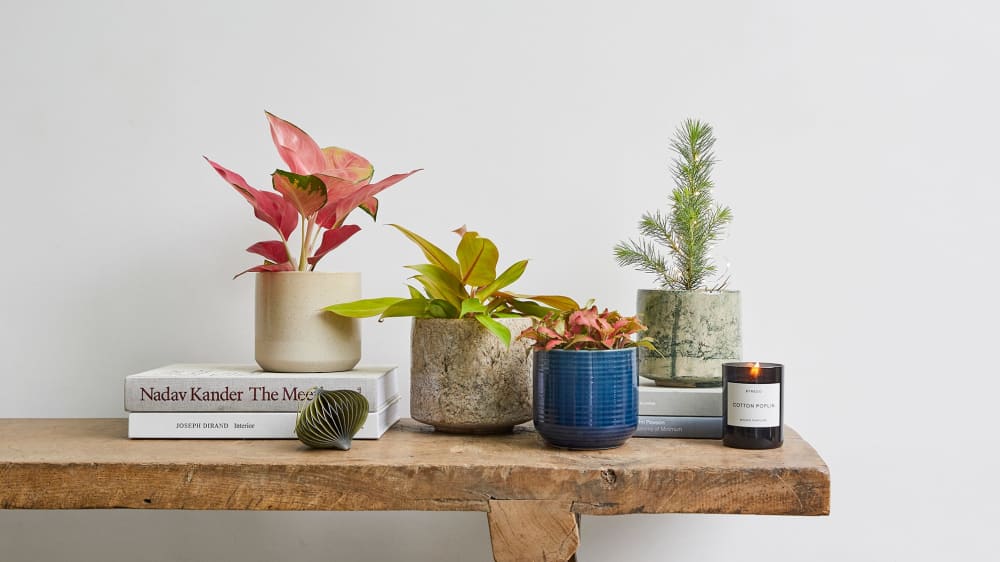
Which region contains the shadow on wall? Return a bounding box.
[0,510,493,562]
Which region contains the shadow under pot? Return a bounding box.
[410,317,534,434]
[533,348,638,450]
[636,289,742,387]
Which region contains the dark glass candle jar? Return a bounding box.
[722,362,783,449]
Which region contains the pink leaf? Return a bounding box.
[359,196,379,219]
[205,157,298,240]
[452,224,468,236]
[266,112,326,175]
[315,169,420,229]
[320,146,374,183]
[233,261,294,279]
[308,224,362,266]
[246,240,290,264]
[255,191,299,240]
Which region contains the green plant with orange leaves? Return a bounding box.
[325,225,577,346]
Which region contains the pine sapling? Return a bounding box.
[614,119,732,291]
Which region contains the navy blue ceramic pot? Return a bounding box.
[533,348,638,450]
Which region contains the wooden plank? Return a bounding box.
[488,500,578,562]
[0,419,829,515]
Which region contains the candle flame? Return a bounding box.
[750,362,761,377]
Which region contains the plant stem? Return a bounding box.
[298,215,309,271]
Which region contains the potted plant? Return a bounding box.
[613,118,740,387]
[518,303,653,450]
[326,225,577,434]
[205,112,419,373]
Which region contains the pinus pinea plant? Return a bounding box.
[614,119,732,291]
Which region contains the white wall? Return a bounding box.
[1,1,997,560]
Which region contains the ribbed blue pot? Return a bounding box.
[533,348,638,450]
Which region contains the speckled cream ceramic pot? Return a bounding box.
[255,272,361,373]
[636,289,742,387]
[410,317,533,434]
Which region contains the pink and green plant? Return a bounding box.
[205,112,420,276]
[518,302,656,351]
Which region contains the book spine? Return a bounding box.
[125,374,394,413]
[637,390,723,417]
[127,398,401,440]
[632,416,723,439]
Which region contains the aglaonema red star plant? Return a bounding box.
[205,112,420,276]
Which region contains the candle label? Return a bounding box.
[726,382,780,428]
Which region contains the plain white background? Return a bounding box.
[1,1,997,560]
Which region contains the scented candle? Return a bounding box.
[722,362,783,449]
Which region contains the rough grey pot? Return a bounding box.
[637,289,742,387]
[410,317,534,434]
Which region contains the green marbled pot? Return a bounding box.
[636,289,742,387]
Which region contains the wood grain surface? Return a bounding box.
[0,418,829,516]
[488,500,579,562]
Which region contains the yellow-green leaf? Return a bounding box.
[459,298,487,318]
[475,314,511,347]
[478,259,528,301]
[390,224,461,279]
[405,264,466,308]
[508,299,555,318]
[456,231,499,287]
[380,298,432,319]
[517,294,580,311]
[427,299,458,318]
[324,297,404,318]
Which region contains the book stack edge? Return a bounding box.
[124,363,401,439]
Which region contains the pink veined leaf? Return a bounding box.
[205,157,297,240]
[320,146,374,183]
[537,326,561,339]
[544,339,564,351]
[246,240,290,264]
[307,224,362,266]
[315,169,420,228]
[266,112,326,175]
[233,261,294,279]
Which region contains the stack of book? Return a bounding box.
[125,364,401,439]
[633,377,723,438]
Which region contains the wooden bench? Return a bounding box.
[0,419,829,561]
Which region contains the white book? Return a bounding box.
[124,364,397,413]
[128,395,402,439]
[638,377,723,417]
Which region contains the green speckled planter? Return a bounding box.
[636,289,742,387]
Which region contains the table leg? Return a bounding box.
[487,499,580,562]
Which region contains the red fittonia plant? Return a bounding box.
[205,112,420,276]
[518,303,656,351]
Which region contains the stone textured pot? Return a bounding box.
[410,317,533,434]
[533,348,638,450]
[636,289,742,387]
[255,272,361,373]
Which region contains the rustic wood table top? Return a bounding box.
[0,418,830,561]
